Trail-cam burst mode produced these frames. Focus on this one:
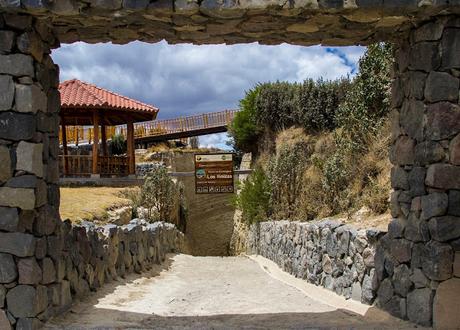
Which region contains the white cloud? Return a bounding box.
[199,133,231,150]
[52,41,365,148]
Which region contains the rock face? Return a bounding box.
[246,220,382,305]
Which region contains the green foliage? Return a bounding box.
[228,86,263,153]
[229,79,350,153]
[296,78,350,132]
[110,133,127,155]
[335,43,393,151]
[255,81,299,132]
[140,167,177,222]
[235,167,271,224]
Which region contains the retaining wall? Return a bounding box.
[0,220,185,329]
[247,220,383,305]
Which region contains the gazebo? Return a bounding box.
[59,79,159,177]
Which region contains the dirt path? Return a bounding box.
[45,255,423,330]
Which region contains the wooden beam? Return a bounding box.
[92,111,99,175]
[127,120,135,175]
[101,122,108,156]
[61,122,69,176]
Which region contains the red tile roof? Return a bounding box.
[59,79,159,114]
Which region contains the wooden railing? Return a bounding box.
[59,110,237,144]
[59,155,129,177]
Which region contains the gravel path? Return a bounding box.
[45,254,423,330]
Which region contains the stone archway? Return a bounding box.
[0,1,459,328]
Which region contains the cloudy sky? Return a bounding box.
[51,41,365,149]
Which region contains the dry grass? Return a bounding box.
[59,187,133,223]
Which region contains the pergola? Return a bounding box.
[59,79,159,177]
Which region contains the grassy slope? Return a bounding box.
[60,187,133,223]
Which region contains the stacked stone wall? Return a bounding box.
[247,220,383,305]
[381,16,460,328]
[0,217,185,329]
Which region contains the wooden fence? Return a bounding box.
[59,110,237,145]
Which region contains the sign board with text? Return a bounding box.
[194,153,234,194]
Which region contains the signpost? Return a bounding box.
[194,153,234,194]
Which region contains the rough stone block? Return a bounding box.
[0,31,15,53]
[34,205,57,236]
[6,285,47,318]
[0,310,11,330]
[408,167,426,196]
[400,99,424,141]
[0,75,14,110]
[390,136,415,165]
[40,257,56,284]
[454,252,460,277]
[15,84,47,114]
[392,264,413,297]
[407,288,433,326]
[450,134,460,165]
[390,238,411,263]
[441,28,460,70]
[413,20,444,42]
[390,167,408,190]
[433,278,460,329]
[0,207,18,232]
[409,42,440,72]
[422,241,453,281]
[424,71,459,103]
[410,268,429,288]
[16,141,43,177]
[0,145,12,183]
[0,252,17,283]
[420,192,448,221]
[18,257,42,285]
[0,54,34,77]
[404,213,430,242]
[428,216,460,242]
[16,318,43,330]
[0,112,36,141]
[0,232,35,257]
[0,284,5,308]
[426,164,460,189]
[414,141,444,165]
[448,190,460,216]
[0,187,35,210]
[426,102,460,140]
[6,175,37,188]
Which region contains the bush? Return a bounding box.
[110,133,127,155]
[140,167,178,222]
[267,137,311,220]
[234,167,271,224]
[228,86,263,153]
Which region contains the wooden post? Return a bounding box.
[92,111,99,176]
[62,122,69,176]
[127,120,135,176]
[101,122,108,157]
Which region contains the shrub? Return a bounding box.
[110,133,127,155]
[140,167,178,222]
[228,86,263,153]
[235,167,271,224]
[267,136,311,220]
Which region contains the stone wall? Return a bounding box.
[383,15,460,328]
[0,219,185,329]
[247,220,383,305]
[1,0,460,46]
